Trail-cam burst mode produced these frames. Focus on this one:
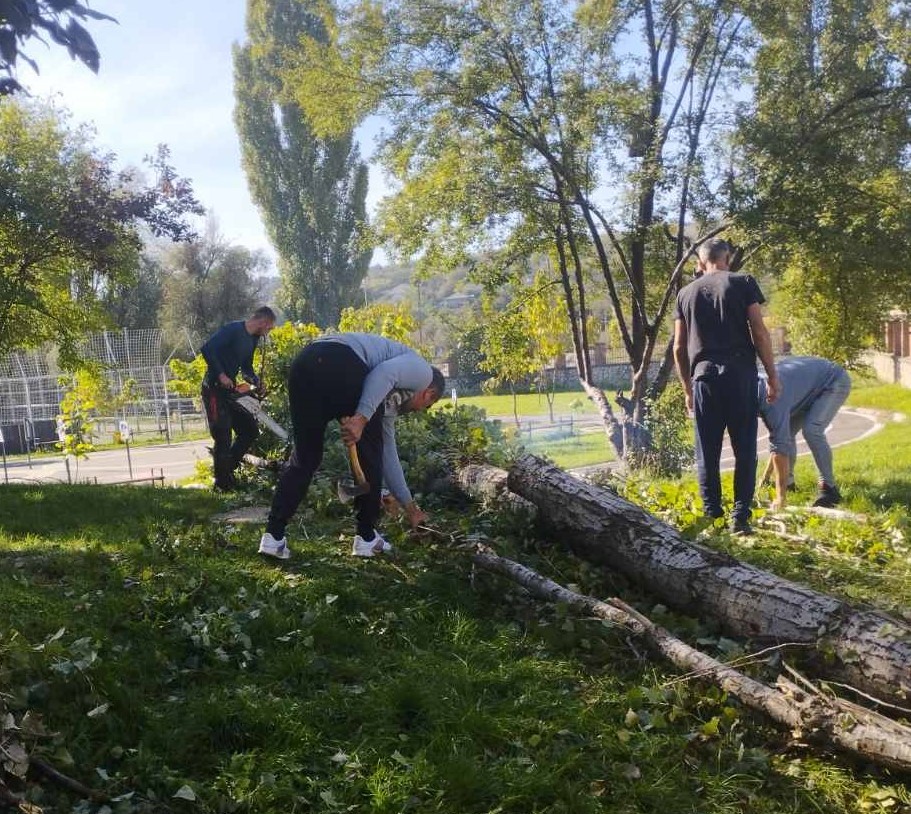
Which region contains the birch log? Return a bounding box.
[471,547,911,772]
[460,455,911,707]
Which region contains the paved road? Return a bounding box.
[507,408,883,472]
[0,408,883,486]
[719,408,881,470]
[0,440,210,486]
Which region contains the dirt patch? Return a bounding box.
[211,506,270,524]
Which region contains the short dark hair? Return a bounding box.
[696,238,731,265]
[251,305,276,323]
[429,366,446,398]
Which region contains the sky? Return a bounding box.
[23,0,386,269]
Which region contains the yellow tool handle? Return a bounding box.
[347,444,368,486]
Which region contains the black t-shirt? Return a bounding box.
[674,271,765,377]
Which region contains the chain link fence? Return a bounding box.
[0,329,204,454]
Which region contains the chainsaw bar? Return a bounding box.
[232,394,289,442]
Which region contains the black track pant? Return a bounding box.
[202,384,259,488]
[266,342,383,540]
[693,365,758,522]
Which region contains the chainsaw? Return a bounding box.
[229,385,289,442]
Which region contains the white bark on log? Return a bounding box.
[456,465,538,517]
[471,547,911,772]
[456,464,509,500]
[469,454,911,707]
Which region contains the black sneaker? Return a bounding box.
[812,482,841,508]
[731,518,753,536]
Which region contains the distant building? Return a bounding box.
[865,309,911,388]
[439,292,479,310]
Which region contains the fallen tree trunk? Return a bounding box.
[460,455,911,707]
[471,546,911,772]
[455,465,537,517]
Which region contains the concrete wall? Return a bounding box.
[862,351,911,389]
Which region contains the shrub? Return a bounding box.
[626,384,694,478]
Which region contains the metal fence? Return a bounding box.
[0,329,204,452]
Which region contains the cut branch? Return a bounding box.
[30,758,109,803]
[464,456,911,707]
[471,546,911,772]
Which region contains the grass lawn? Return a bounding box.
[521,429,616,469]
[451,392,616,468]
[1,379,909,812]
[2,479,907,812]
[455,390,598,419]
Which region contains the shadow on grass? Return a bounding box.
[0,483,221,541]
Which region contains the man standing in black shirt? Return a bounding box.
[201,306,276,491]
[673,239,780,534]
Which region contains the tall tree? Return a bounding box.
[0,99,202,362]
[285,0,745,460]
[284,0,911,463]
[735,0,911,362]
[158,219,268,351]
[101,253,164,330]
[233,0,372,327]
[0,0,114,95]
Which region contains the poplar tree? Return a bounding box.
[233,0,371,327]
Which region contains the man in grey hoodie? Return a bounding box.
[258,333,445,560]
[758,356,851,509]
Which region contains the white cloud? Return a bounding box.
[16,0,391,266]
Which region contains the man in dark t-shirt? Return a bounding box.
[673,239,780,534]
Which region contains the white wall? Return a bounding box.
[862,351,911,388]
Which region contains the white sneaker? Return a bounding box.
[258,532,291,560]
[351,532,393,558]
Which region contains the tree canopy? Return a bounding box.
[283,0,752,457]
[736,0,911,362]
[158,219,269,351]
[0,0,114,95]
[0,99,203,362]
[283,0,911,461]
[233,0,372,328]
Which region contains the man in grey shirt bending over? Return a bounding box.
[259,333,445,560]
[758,356,851,509]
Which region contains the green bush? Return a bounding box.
[627,384,694,478]
[394,404,512,495]
[244,324,510,493]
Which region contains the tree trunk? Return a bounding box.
[580,379,624,457]
[455,465,537,518]
[471,546,911,772]
[463,455,911,707]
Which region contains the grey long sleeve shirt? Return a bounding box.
[758,356,845,453]
[317,333,433,505]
